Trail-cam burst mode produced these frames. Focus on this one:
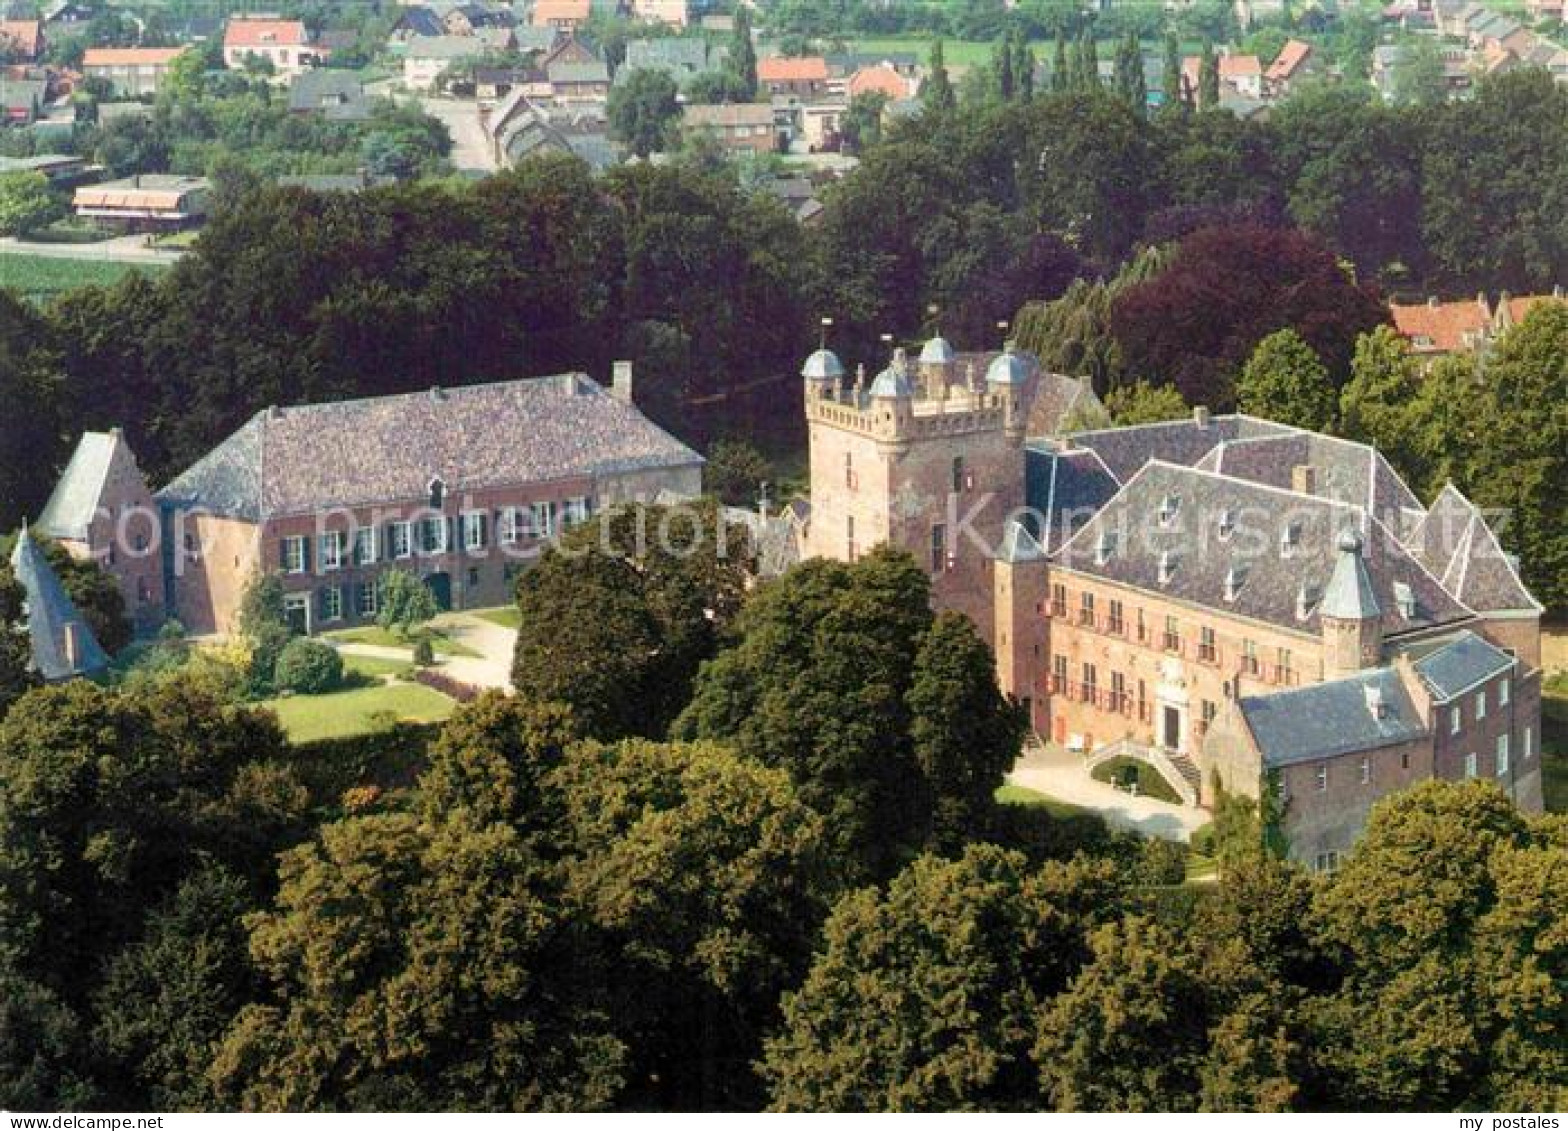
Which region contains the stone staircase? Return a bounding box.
[1086,737,1201,808]
[1165,750,1203,800]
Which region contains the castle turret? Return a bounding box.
[986,341,1029,444]
[918,333,955,400]
[1320,529,1383,679]
[801,347,845,400]
[868,346,915,447]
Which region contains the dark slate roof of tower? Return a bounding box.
[9,532,109,680]
[37,430,122,541]
[1053,461,1470,639]
[1241,667,1427,768]
[158,375,704,521]
[1406,630,1515,701]
[1321,531,1381,620]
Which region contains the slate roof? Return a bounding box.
[1406,485,1541,613]
[1241,667,1427,768]
[9,530,109,680]
[1052,461,1471,639]
[287,70,367,114]
[1406,630,1515,700]
[623,36,712,74]
[405,34,488,59]
[37,430,122,542]
[157,375,704,520]
[1063,413,1292,484]
[1321,531,1380,619]
[1023,445,1121,554]
[394,6,446,37]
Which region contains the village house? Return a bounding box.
[402,35,489,92]
[287,70,371,121]
[531,0,591,32]
[628,0,689,27]
[223,17,321,77]
[681,102,781,154]
[81,46,187,97]
[73,174,210,231]
[0,18,42,61]
[758,55,829,97]
[846,62,917,102]
[148,368,702,636]
[796,335,1544,868]
[1389,288,1566,358]
[1264,38,1319,98]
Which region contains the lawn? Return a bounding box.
[471,606,521,630]
[0,253,169,304]
[1091,755,1183,805]
[322,625,480,658]
[1543,671,1567,814]
[995,782,1090,819]
[850,37,997,66]
[342,653,413,680]
[259,680,456,742]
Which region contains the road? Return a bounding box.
[420,97,498,174]
[0,233,186,264]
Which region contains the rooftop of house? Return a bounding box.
[157,374,704,521]
[393,6,446,37]
[74,174,209,210]
[82,46,186,67]
[287,69,367,112]
[1051,459,1472,639]
[9,529,110,681]
[683,101,774,127]
[1023,445,1122,554]
[404,34,489,60]
[1266,39,1313,80]
[0,18,41,54]
[622,35,713,72]
[1403,628,1515,700]
[224,17,309,48]
[36,429,127,542]
[1219,53,1263,77]
[1240,665,1427,768]
[531,0,590,24]
[758,55,828,83]
[1391,295,1494,352]
[1409,484,1541,613]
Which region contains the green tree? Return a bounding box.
[1236,329,1338,431]
[839,90,888,153]
[1051,32,1069,93]
[729,7,758,100]
[236,570,292,694]
[606,67,682,159]
[0,557,38,716]
[907,611,1026,850]
[1198,41,1220,108]
[924,39,957,114]
[1390,36,1448,107]
[1162,30,1184,108]
[994,31,1016,101]
[376,568,437,639]
[1076,30,1099,90]
[556,739,828,1108]
[1104,379,1188,425]
[704,437,771,507]
[0,291,66,530]
[0,171,63,237]
[1339,325,1425,483]
[1014,35,1035,101]
[1115,31,1145,114]
[765,846,1118,1110]
[34,537,131,656]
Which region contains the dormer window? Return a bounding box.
[1157,495,1180,528]
[1224,565,1249,602]
[1365,685,1388,720]
[1095,530,1119,565]
[1158,550,1178,585]
[1393,580,1416,620]
[428,477,447,509]
[1296,582,1321,620]
[1280,522,1302,558]
[1217,509,1235,541]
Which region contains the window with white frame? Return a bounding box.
[417,516,448,555]
[389,521,413,559]
[1360,756,1371,784]
[1464,752,1478,778]
[319,530,347,572]
[1525,726,1534,760]
[356,580,377,617]
[1496,733,1509,776]
[281,536,307,574]
[1451,705,1462,734]
[320,585,343,622]
[1315,763,1327,791]
[562,498,590,527]
[461,511,488,551]
[353,526,377,565]
[1475,689,1487,720]
[531,501,557,538]
[1499,678,1509,707]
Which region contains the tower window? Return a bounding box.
[952,457,965,493]
[930,523,948,573]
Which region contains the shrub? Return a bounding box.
[273,638,343,695]
[411,638,435,667]
[410,667,481,703]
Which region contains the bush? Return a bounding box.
[410,667,481,703]
[1132,837,1189,886]
[272,638,344,695]
[411,638,434,667]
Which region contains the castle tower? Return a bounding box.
[994,519,1049,731]
[1320,529,1383,679]
[801,346,845,400]
[868,346,915,449]
[917,333,955,400]
[985,341,1029,445]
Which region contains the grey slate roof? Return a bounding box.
[394,6,446,37]
[9,531,109,680]
[157,375,704,521]
[1023,444,1120,553]
[1320,531,1381,620]
[1408,630,1515,700]
[1407,484,1541,613]
[1053,461,1471,639]
[1064,413,1294,484]
[287,70,368,116]
[37,431,121,542]
[1241,667,1427,768]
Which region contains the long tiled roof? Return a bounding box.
[1053,461,1471,638]
[1408,484,1541,613]
[1407,629,1515,700]
[37,431,121,542]
[157,375,703,520]
[1241,667,1427,768]
[9,532,109,680]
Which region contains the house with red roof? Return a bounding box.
[0,18,42,61]
[758,55,829,96]
[82,46,188,97]
[1264,39,1318,97]
[223,16,321,77]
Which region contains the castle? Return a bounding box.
[799,337,1544,867]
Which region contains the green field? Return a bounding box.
[0,253,169,303]
[850,36,997,66]
[259,680,456,742]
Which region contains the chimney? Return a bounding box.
[63,623,80,672]
[1291,464,1317,495]
[1193,405,1210,429]
[1428,295,1438,308]
[611,360,633,402]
